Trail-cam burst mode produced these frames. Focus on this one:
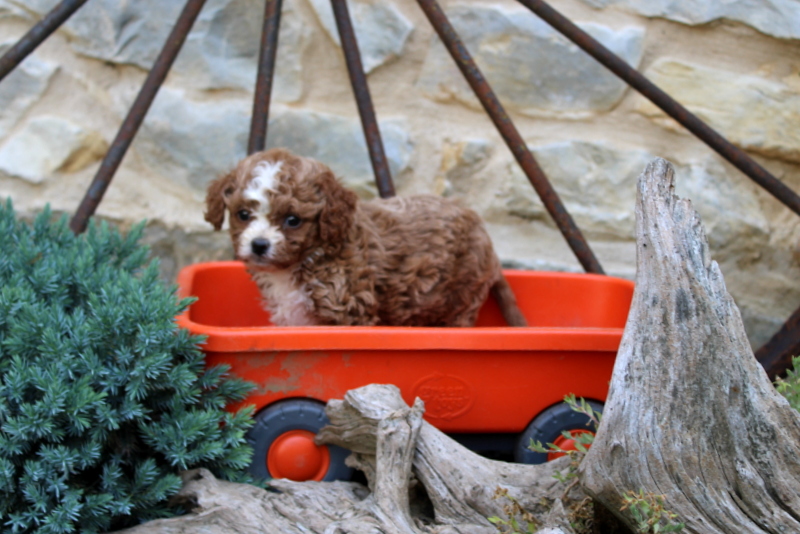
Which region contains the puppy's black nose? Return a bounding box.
[251,238,270,257]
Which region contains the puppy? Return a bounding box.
[204,148,527,327]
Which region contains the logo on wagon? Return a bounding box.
[413,374,474,421]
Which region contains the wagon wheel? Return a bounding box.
[514,399,603,464]
[246,398,353,481]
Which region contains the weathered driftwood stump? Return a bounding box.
[580,158,800,533]
[116,384,581,533]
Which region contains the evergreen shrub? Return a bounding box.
[776,355,800,412]
[0,200,255,533]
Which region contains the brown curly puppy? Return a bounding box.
[204,148,526,327]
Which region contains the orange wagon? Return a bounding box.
[176,261,634,481]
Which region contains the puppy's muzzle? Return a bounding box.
[251,238,270,257]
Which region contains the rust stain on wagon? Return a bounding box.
[253,351,330,395]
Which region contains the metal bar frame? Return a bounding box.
[416,0,604,274]
[69,0,208,234]
[0,0,797,375]
[330,0,396,198]
[248,0,283,155]
[0,0,89,83]
[514,0,800,376]
[516,0,800,218]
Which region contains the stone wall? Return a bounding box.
[0,0,798,349]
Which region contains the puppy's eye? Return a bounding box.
[236,209,251,222]
[284,215,302,228]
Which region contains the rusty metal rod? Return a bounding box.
[331,0,396,199]
[248,0,283,154]
[0,0,89,83]
[755,304,800,380]
[416,0,604,274]
[517,0,800,218]
[70,0,207,234]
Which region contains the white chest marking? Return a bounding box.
[252,270,316,326]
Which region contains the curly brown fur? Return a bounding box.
[204,148,527,327]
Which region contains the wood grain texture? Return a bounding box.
[580,158,800,533]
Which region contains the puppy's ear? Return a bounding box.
[317,170,358,244]
[204,171,236,230]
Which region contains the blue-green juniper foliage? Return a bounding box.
[0,200,254,533]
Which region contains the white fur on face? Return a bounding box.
[238,161,285,261]
[244,161,283,202]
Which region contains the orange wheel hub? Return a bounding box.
[547,429,593,461]
[266,430,331,481]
